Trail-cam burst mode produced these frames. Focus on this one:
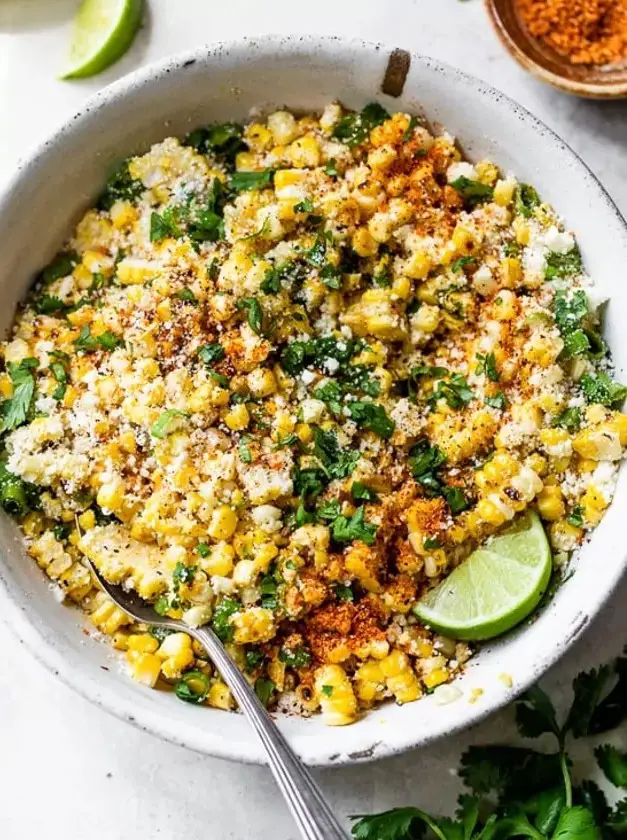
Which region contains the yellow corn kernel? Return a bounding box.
[224,403,250,431]
[235,151,258,171]
[351,228,378,258]
[208,505,238,540]
[576,456,597,474]
[476,498,509,527]
[500,257,522,288]
[110,200,138,229]
[493,178,516,207]
[111,631,129,651]
[404,249,433,280]
[492,289,517,320]
[287,135,320,168]
[354,660,385,705]
[127,633,159,654]
[96,478,125,513]
[208,681,233,710]
[117,259,157,286]
[245,123,273,151]
[368,143,397,171]
[608,413,627,446]
[391,275,412,300]
[512,216,530,245]
[550,520,582,552]
[475,160,499,186]
[451,224,477,255]
[247,368,277,398]
[0,374,12,399]
[536,485,565,521]
[412,304,440,334]
[581,484,609,525]
[295,423,313,444]
[200,542,235,577]
[380,650,422,703]
[526,453,548,478]
[314,664,358,726]
[267,110,298,145]
[127,651,162,687]
[573,428,622,461]
[253,542,279,572]
[232,607,275,644]
[156,632,192,659]
[423,667,449,690]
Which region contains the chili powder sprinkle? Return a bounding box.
[516,0,627,66]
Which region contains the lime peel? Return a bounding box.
[413,510,552,641]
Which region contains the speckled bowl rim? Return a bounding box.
[1,34,626,766]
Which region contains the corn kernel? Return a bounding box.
[208,505,238,540]
[225,403,250,431]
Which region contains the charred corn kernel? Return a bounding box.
[287,135,320,168]
[536,485,565,521]
[476,160,499,186]
[380,650,422,703]
[267,110,298,145]
[513,216,530,245]
[500,257,522,288]
[225,403,250,431]
[127,633,159,654]
[452,224,477,254]
[247,368,277,398]
[208,681,232,710]
[127,651,162,687]
[412,304,440,333]
[476,498,509,526]
[351,228,378,257]
[208,505,238,540]
[423,667,449,690]
[314,665,358,726]
[493,178,516,206]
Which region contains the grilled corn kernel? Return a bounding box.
[536,485,566,521]
[208,505,238,540]
[224,403,250,431]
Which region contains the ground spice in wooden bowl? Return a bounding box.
[516,0,627,66]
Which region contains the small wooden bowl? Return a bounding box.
[485,0,627,98]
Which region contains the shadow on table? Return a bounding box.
[0,0,76,32]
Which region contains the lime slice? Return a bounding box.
[413,510,552,641]
[61,0,143,80]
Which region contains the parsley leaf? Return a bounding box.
[450,177,493,208]
[347,401,395,439]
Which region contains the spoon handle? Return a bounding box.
[193,626,350,840]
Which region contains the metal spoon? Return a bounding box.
[85,559,349,840]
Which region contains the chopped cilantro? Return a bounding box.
[74,325,122,352]
[324,159,338,178]
[567,506,584,528]
[211,597,240,642]
[515,183,541,218]
[0,460,32,516]
[452,255,477,273]
[238,436,253,464]
[97,162,144,211]
[40,251,79,285]
[313,427,360,480]
[321,685,334,697]
[229,169,274,192]
[546,249,583,281]
[150,209,181,242]
[333,583,355,602]
[475,352,500,382]
[317,499,342,522]
[237,297,265,335]
[351,482,379,503]
[332,102,389,147]
[172,562,197,588]
[274,433,299,449]
[314,380,344,415]
[176,287,198,304]
[34,295,68,315]
[198,342,225,366]
[450,176,493,208]
[553,407,582,432]
[580,372,627,408]
[184,122,245,165]
[423,536,441,550]
[50,361,68,401]
[245,649,263,672]
[320,263,342,289]
[279,646,312,669]
[485,392,508,411]
[347,401,395,439]
[429,372,474,410]
[150,409,188,439]
[331,506,377,546]
[294,198,315,214]
[196,543,211,558]
[259,569,280,610]
[254,677,276,707]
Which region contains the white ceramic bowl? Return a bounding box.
[1,36,627,766]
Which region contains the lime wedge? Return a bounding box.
[61,0,143,80]
[413,510,552,641]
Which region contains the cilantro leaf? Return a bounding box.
[278,646,312,669]
[185,122,245,164]
[150,409,188,439]
[333,102,389,147]
[587,656,627,735]
[317,499,342,522]
[516,685,560,738]
[546,249,583,282]
[34,295,68,315]
[566,665,612,738]
[553,408,582,432]
[475,352,500,382]
[0,358,38,433]
[314,380,344,416]
[595,745,627,788]
[333,583,354,602]
[516,184,541,218]
[580,373,627,409]
[229,169,274,192]
[97,161,144,211]
[331,506,377,546]
[452,256,477,274]
[567,506,584,528]
[429,372,474,411]
[351,806,433,839]
[551,806,599,840]
[324,159,338,178]
[351,482,379,503]
[150,209,181,242]
[74,325,122,352]
[348,401,395,439]
[485,392,508,411]
[459,746,562,801]
[176,287,198,304]
[450,177,493,208]
[313,427,360,480]
[50,361,68,401]
[237,297,265,335]
[211,597,240,642]
[254,677,276,707]
[198,342,225,366]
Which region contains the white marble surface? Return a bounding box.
[1,2,627,838]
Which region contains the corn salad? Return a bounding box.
[1,102,625,724]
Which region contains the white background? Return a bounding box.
[1,2,627,838]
